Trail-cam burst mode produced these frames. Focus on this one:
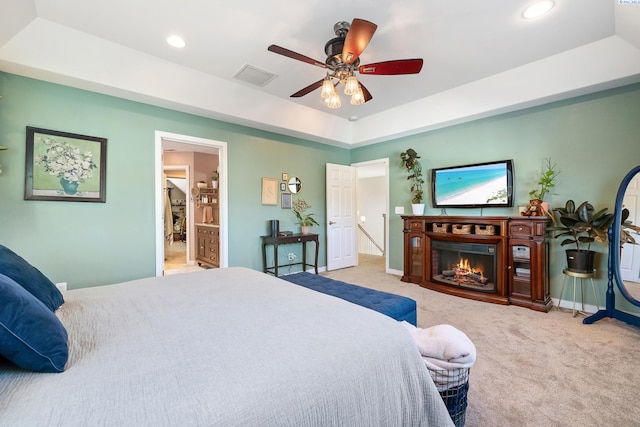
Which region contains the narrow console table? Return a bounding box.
[261,233,319,277]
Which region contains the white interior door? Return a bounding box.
[326,163,357,271]
[621,174,640,282]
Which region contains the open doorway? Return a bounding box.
[155,131,228,276]
[354,159,389,273]
[164,166,190,273]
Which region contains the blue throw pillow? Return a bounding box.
[0,245,64,311]
[0,273,68,372]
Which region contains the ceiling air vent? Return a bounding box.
[233,64,276,87]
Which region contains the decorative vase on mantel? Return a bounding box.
[301,225,311,235]
[60,178,79,195]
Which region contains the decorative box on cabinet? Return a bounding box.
[196,224,219,268]
[507,218,552,312]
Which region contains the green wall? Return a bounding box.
[1,71,640,313]
[0,72,348,288]
[352,84,640,310]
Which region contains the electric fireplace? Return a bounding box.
[430,241,497,293]
[402,216,551,310]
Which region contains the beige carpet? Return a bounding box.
[164,240,205,275]
[323,255,640,427]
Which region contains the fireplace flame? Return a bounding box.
[455,257,484,280]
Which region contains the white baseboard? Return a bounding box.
[551,297,599,314]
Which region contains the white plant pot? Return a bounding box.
[211,180,218,189]
[411,203,425,215]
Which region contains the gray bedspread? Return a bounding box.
[0,267,453,426]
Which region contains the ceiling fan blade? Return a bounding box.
[359,82,373,102]
[359,59,424,75]
[290,79,324,98]
[341,18,377,64]
[268,45,328,69]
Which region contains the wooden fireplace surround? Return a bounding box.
[401,215,551,312]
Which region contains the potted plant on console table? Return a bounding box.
[292,197,319,235]
[548,200,615,273]
[400,148,425,215]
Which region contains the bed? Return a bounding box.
[0,257,453,426]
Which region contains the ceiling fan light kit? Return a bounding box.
[268,18,423,109]
[344,75,359,96]
[321,75,334,99]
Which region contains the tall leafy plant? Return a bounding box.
[529,157,560,200]
[400,148,425,204]
[549,200,615,252]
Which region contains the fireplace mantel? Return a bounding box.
[401,215,551,312]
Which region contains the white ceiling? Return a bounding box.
[1,0,640,148]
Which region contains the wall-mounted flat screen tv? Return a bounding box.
[431,159,514,208]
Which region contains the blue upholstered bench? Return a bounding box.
[281,272,417,326]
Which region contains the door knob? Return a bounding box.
[329,221,336,225]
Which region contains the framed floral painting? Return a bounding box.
[24,127,107,202]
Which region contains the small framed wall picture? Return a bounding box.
[261,177,278,205]
[282,172,288,182]
[280,182,286,192]
[281,192,292,209]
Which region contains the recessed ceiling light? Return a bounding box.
[166,35,186,48]
[522,1,555,19]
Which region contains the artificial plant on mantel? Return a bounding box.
[400,148,425,215]
[523,157,560,216]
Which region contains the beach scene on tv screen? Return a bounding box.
[435,163,508,206]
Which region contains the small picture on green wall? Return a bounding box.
[281,192,291,209]
[24,126,107,202]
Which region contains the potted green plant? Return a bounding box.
[548,200,615,273]
[400,148,425,215]
[292,197,319,234]
[211,169,219,189]
[525,157,560,216]
[621,208,640,249]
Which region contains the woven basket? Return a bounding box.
[475,225,496,236]
[452,224,472,234]
[433,223,450,233]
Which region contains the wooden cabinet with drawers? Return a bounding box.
[507,218,551,312]
[196,224,219,268]
[401,215,551,311]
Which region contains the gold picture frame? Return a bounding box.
[261,177,278,205]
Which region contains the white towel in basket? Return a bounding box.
[401,322,476,390]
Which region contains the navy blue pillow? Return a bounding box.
[0,273,68,372]
[0,245,64,311]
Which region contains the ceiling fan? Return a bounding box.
[267,18,423,108]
